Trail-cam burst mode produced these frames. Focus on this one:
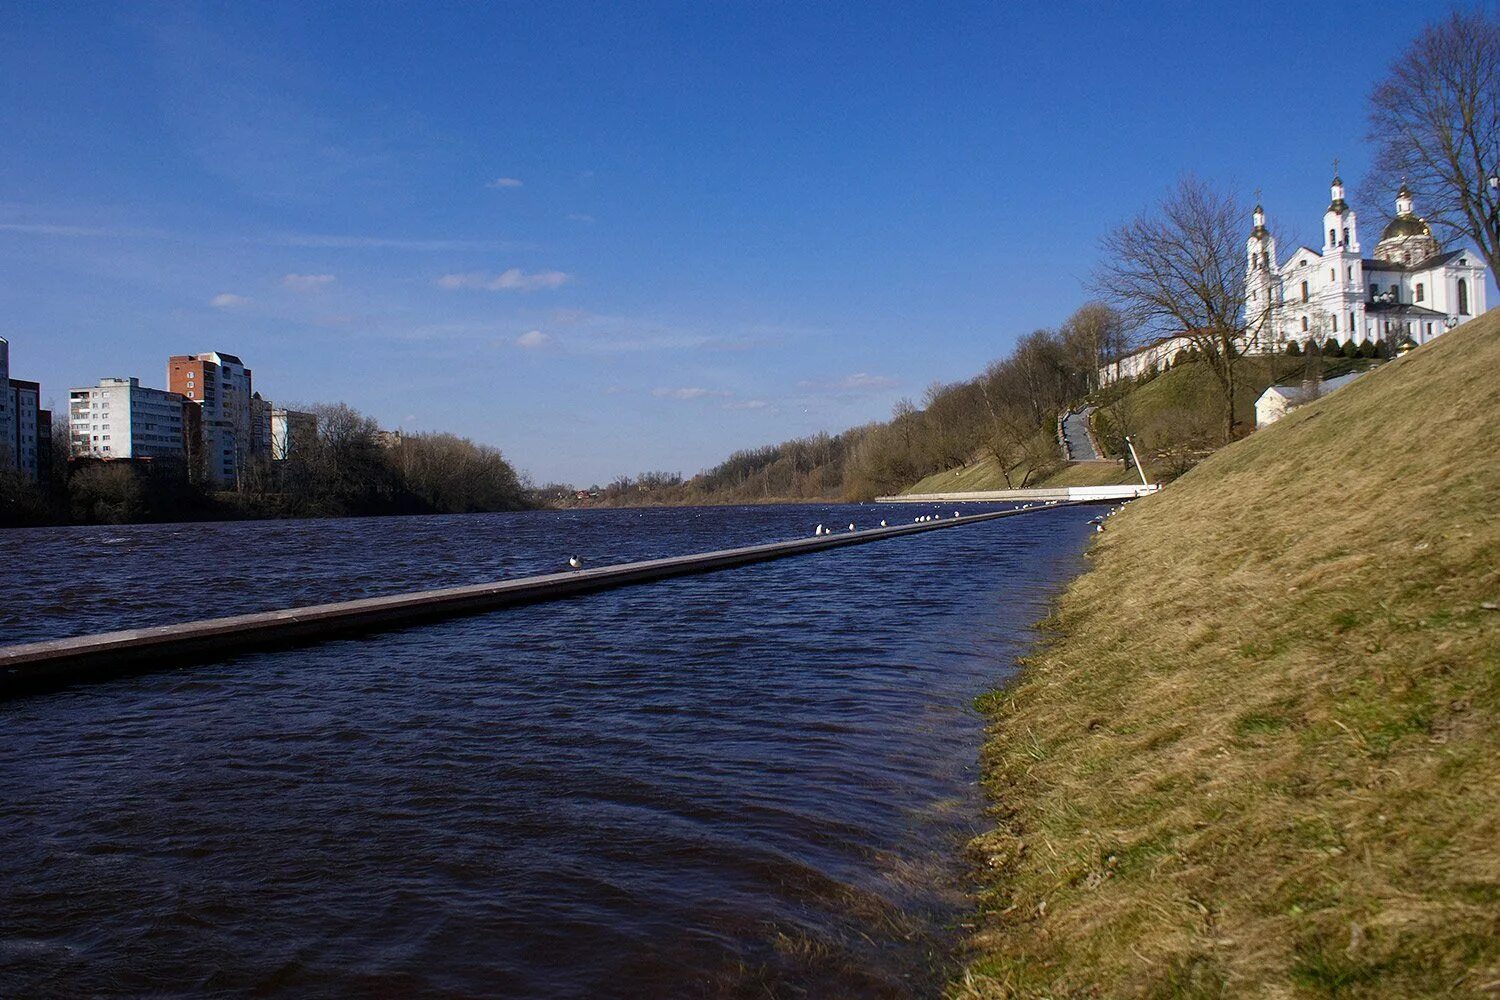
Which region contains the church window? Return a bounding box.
[1347,266,1354,280]
[1301,281,1309,302]
[1349,311,1355,332]
[1342,227,1349,245]
[1415,283,1424,302]
[1458,279,1469,315]
[1301,316,1309,331]
[1389,284,1399,301]
[1329,228,1337,244]
[1369,283,1378,299]
[1330,269,1336,282]
[1332,315,1339,333]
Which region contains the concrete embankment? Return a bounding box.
[2,502,1089,696]
[879,484,1157,504]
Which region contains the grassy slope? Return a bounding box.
[960,312,1500,998]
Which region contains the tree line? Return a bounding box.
[0,401,528,527]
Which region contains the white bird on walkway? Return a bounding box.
[568,556,584,570]
[954,511,961,518]
[880,519,887,527]
[815,524,825,536]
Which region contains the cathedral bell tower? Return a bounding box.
[1323,169,1360,254]
[1245,201,1279,348]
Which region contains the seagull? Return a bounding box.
[568,556,584,570]
[954,511,961,518]
[879,519,887,527]
[848,523,856,531]
[815,524,825,536]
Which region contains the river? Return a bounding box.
[0,502,1094,998]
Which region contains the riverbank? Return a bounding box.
[958,312,1500,996]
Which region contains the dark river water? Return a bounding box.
[0,502,1094,998]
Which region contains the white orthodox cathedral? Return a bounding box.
[1100,174,1489,385]
[1245,174,1487,352]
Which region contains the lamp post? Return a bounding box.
[1489,167,1499,242]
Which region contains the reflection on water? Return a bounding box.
[0,503,1093,997]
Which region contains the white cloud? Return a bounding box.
[516,330,551,349]
[210,293,249,308]
[652,387,732,400]
[270,233,528,252]
[566,212,596,223]
[487,177,524,188]
[283,272,335,290]
[798,372,899,392]
[435,268,571,292]
[723,399,769,410]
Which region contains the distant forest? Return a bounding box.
[541,302,1134,507]
[0,402,528,527]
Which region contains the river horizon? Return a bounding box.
[1,503,1095,997]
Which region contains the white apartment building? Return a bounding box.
[270,408,317,460]
[69,377,187,461]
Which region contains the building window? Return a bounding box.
[1349,311,1355,332]
[1415,282,1424,302]
[1458,279,1469,315]
[1301,281,1309,302]
[1330,268,1336,282]
[1347,266,1354,280]
[1332,315,1339,333]
[1369,284,1378,299]
[1329,228,1336,244]
[1389,284,1399,301]
[1301,316,1309,331]
[1342,227,1349,245]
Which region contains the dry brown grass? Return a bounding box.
[956,311,1500,998]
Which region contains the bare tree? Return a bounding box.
[1094,176,1256,442]
[1363,9,1500,277]
[1060,302,1130,394]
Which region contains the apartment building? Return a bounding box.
[0,338,11,468]
[270,407,317,460]
[69,377,188,462]
[168,351,255,485]
[1,337,52,481]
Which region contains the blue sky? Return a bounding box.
[0,2,1478,484]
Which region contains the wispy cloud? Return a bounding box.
[798,372,899,392]
[652,387,733,400]
[0,222,165,238]
[435,268,571,292]
[0,219,528,253]
[211,293,250,308]
[516,330,551,348]
[274,233,526,252]
[487,177,524,189]
[283,272,335,290]
[723,399,770,410]
[565,212,595,223]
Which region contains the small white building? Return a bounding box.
[69,377,188,462]
[1254,371,1365,428]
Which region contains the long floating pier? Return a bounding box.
[0,502,1104,696]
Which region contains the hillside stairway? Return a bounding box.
[1061,406,1100,461]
